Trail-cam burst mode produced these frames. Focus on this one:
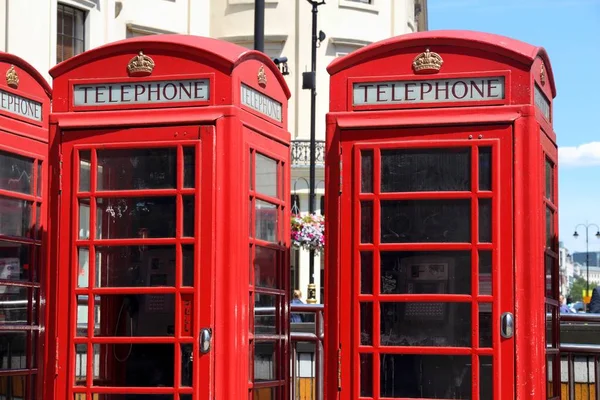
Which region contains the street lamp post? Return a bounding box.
[303,0,325,304]
[573,223,600,309]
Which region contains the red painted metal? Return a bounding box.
[326,31,557,400]
[46,35,290,400]
[0,52,50,400]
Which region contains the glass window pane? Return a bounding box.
[77,247,89,288]
[380,251,471,294]
[381,148,470,192]
[380,200,471,243]
[254,293,277,335]
[360,353,373,397]
[255,200,277,242]
[255,153,278,198]
[479,250,492,295]
[361,150,373,193]
[76,295,88,337]
[0,285,28,324]
[37,161,42,196]
[546,207,554,249]
[74,343,87,385]
[181,344,193,387]
[479,198,492,243]
[479,147,492,191]
[0,197,33,237]
[480,356,493,400]
[360,252,373,294]
[547,355,555,398]
[0,375,27,397]
[0,150,34,195]
[97,148,177,191]
[254,341,276,381]
[381,302,471,347]
[360,302,372,345]
[545,158,554,202]
[546,253,555,298]
[255,246,277,289]
[360,201,373,243]
[0,332,27,370]
[95,245,175,287]
[183,196,194,237]
[79,200,90,239]
[380,354,471,398]
[183,147,195,188]
[182,245,194,287]
[96,197,176,239]
[79,151,91,192]
[546,304,556,348]
[480,303,492,348]
[0,241,32,282]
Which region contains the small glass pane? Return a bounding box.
[255,246,277,289]
[546,207,554,249]
[74,343,87,385]
[361,201,373,243]
[380,200,471,243]
[93,343,174,386]
[381,302,471,347]
[0,150,34,194]
[183,147,195,188]
[183,196,194,237]
[0,241,32,282]
[479,303,492,348]
[36,203,41,240]
[95,245,175,287]
[361,150,373,193]
[381,148,470,192]
[96,197,176,239]
[380,354,471,398]
[254,341,276,381]
[0,197,33,237]
[380,251,471,294]
[360,302,373,345]
[0,285,28,324]
[255,200,277,242]
[97,148,177,191]
[0,376,27,397]
[255,293,277,335]
[479,198,492,243]
[181,344,193,387]
[37,161,42,196]
[255,153,278,198]
[79,150,91,192]
[76,295,88,337]
[0,332,27,369]
[545,158,554,202]
[253,388,274,399]
[94,294,175,337]
[78,247,89,288]
[360,252,373,294]
[547,355,555,398]
[79,200,90,239]
[546,253,555,298]
[249,150,253,191]
[182,245,194,287]
[479,250,492,295]
[479,147,492,191]
[360,353,373,397]
[480,356,493,400]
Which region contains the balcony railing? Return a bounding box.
[291,140,325,167]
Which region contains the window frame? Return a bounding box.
[56,3,87,64]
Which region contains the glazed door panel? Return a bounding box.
[340,127,514,399]
[58,125,213,400]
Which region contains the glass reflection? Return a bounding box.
[0,332,28,370]
[361,202,373,244]
[479,198,492,243]
[360,353,373,397]
[380,302,471,347]
[254,341,276,381]
[0,241,33,282]
[361,150,373,193]
[381,148,470,192]
[360,252,373,294]
[79,150,91,192]
[360,302,373,345]
[380,200,470,243]
[380,251,471,295]
[0,375,27,398]
[479,147,492,191]
[0,150,34,195]
[97,148,177,190]
[380,354,471,398]
[255,153,278,198]
[481,356,493,400]
[0,197,32,237]
[255,246,277,289]
[184,147,195,188]
[479,250,492,295]
[183,196,194,237]
[255,293,277,335]
[255,200,277,242]
[0,286,28,324]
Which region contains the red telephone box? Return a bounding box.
[45,35,291,400]
[0,53,50,400]
[325,30,557,399]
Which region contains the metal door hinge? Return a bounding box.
[337,347,342,390]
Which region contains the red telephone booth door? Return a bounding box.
[340,125,514,399]
[56,124,213,400]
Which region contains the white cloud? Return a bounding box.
[559,142,600,167]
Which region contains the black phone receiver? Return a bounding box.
[123,295,139,317]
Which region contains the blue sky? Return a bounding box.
[428,0,600,253]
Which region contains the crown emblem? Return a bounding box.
[540,63,546,86]
[5,65,19,89]
[412,49,443,74]
[258,65,267,87]
[127,51,155,77]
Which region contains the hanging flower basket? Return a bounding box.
[291,213,325,253]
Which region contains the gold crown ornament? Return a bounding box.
[5,65,19,89]
[127,51,155,77]
[258,65,267,87]
[412,49,443,73]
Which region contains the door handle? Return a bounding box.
[500,312,514,339]
[200,328,212,354]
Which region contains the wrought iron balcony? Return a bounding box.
[291,140,325,167]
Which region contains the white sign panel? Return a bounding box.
[353,76,505,106]
[0,89,42,121]
[534,84,551,121]
[240,84,282,122]
[73,79,210,107]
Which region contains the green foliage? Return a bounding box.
[569,276,599,302]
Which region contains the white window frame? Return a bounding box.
[339,0,379,14]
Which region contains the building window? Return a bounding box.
[348,0,372,3]
[57,4,86,63]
